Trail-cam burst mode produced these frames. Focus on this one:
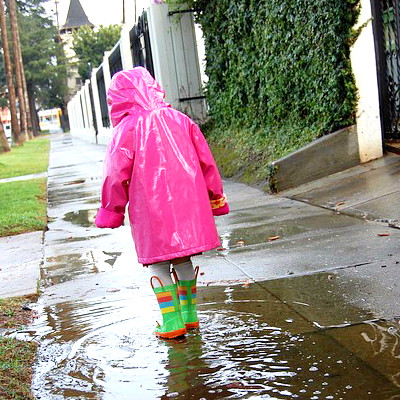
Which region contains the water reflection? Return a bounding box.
[31,283,400,399]
[43,251,122,285]
[63,209,98,228]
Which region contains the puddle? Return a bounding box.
[57,234,109,244]
[63,209,98,228]
[43,251,122,286]
[63,209,128,229]
[260,272,379,329]
[31,283,400,399]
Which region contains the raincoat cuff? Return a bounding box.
[211,195,229,216]
[213,203,229,216]
[95,207,125,228]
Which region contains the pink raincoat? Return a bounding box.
[95,67,229,265]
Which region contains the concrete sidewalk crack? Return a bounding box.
[283,195,399,228]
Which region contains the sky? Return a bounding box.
[44,0,152,28]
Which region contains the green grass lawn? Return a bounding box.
[0,137,50,179]
[0,178,47,236]
[0,296,38,400]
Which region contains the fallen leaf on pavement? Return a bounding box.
[64,179,85,185]
[377,233,390,237]
[226,382,247,389]
[268,236,280,241]
[335,201,346,207]
[217,247,226,251]
[237,240,245,246]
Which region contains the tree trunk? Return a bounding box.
[0,0,22,145]
[27,84,40,136]
[12,0,32,139]
[8,0,28,142]
[60,103,70,132]
[0,119,11,152]
[19,55,33,139]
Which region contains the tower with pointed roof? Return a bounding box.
[60,0,94,97]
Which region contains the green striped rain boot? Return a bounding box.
[151,276,187,339]
[174,266,200,329]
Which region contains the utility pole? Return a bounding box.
[0,0,22,145]
[55,0,60,40]
[122,0,125,24]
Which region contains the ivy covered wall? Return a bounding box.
[168,0,361,187]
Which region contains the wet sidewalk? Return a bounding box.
[0,231,43,298]
[28,133,400,399]
[0,171,47,184]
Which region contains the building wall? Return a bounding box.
[350,0,384,163]
[61,31,82,98]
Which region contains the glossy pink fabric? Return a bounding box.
[95,67,228,264]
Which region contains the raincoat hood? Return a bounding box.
[107,67,169,126]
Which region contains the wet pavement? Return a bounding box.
[19,133,400,398]
[283,152,400,225]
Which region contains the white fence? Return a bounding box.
[67,3,206,145]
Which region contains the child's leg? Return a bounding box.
[148,261,186,339]
[172,256,195,281]
[171,257,199,329]
[148,261,173,286]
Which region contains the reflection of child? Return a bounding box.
[95,67,229,339]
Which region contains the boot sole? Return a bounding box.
[185,321,199,329]
[155,327,187,339]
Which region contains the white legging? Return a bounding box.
[148,258,195,287]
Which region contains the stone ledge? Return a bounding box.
[271,125,360,191]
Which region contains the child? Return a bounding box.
[95,67,229,339]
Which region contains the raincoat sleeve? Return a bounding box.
[190,122,229,216]
[95,134,134,228]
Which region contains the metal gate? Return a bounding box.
[130,11,155,77]
[88,82,98,138]
[96,68,110,128]
[372,0,400,140]
[109,46,123,78]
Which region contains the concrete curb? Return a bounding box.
[0,231,44,298]
[0,172,48,184]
